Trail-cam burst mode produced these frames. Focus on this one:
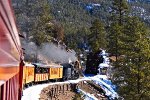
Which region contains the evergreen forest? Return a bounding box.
[12,0,150,99]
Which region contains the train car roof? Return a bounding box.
[32,63,63,68]
[24,63,35,67]
[47,63,63,68]
[60,63,73,68]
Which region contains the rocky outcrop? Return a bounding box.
[39,81,107,100]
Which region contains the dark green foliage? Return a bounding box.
[30,0,53,46]
[89,19,107,52]
[107,22,123,56]
[107,0,129,65]
[12,0,53,45]
[108,0,150,99]
[112,16,150,99]
[49,0,96,34]
[111,0,129,24]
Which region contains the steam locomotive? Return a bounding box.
[22,62,80,88]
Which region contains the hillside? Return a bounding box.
[48,0,112,32]
[12,0,150,50]
[12,0,150,33]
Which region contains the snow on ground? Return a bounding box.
[22,84,50,100]
[96,50,119,99]
[99,63,109,68]
[77,89,98,100]
[87,75,118,99]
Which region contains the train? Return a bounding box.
[22,62,79,88]
[0,0,24,100]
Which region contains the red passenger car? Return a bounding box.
[0,0,23,100]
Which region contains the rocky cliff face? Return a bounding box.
[39,80,107,100]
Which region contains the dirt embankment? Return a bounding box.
[40,83,78,100]
[79,81,108,100]
[39,81,108,100]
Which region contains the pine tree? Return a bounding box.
[13,0,54,46]
[108,0,150,99]
[89,19,107,52]
[113,16,150,99]
[111,0,128,24]
[107,22,123,56]
[31,0,53,46]
[108,0,129,65]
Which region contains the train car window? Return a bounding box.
[41,68,44,73]
[68,68,72,79]
[35,67,41,73]
[67,68,71,76]
[41,66,49,73]
[51,68,58,75]
[35,67,49,73]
